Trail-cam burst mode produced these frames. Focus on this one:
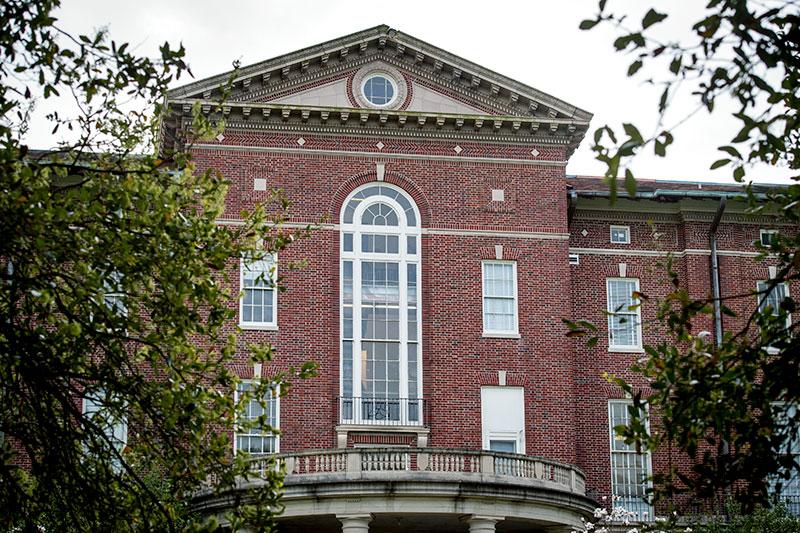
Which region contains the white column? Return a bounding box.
[465,515,504,532]
[338,513,373,533]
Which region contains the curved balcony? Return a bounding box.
[195,448,596,532]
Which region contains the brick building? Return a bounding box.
[161,25,793,533]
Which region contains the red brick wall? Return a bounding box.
[192,127,791,508]
[191,130,575,461]
[568,211,790,504]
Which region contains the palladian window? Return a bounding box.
[340,184,421,426]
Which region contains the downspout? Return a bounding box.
[708,197,729,506]
[709,197,726,348]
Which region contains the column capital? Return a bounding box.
[337,514,374,533]
[462,514,505,533]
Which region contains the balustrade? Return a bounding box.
[253,448,586,495]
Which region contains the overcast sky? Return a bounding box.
[24,0,794,183]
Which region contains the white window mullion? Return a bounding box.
[398,257,409,424]
[353,252,363,414]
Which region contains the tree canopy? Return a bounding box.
[0,1,314,530]
[574,0,800,517]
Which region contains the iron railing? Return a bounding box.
[337,396,427,426]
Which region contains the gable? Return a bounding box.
[168,25,591,122]
[163,25,593,156]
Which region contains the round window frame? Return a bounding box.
[352,64,408,110]
[360,74,398,108]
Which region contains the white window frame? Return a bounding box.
[760,229,779,248]
[482,260,519,337]
[769,402,800,514]
[481,386,525,454]
[608,399,654,521]
[233,380,280,456]
[610,225,631,245]
[339,183,423,427]
[757,280,791,329]
[239,254,278,330]
[607,278,643,352]
[103,271,127,317]
[82,390,128,469]
[361,73,398,108]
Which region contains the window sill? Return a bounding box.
[239,323,279,331]
[608,346,645,353]
[482,332,521,339]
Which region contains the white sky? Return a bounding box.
[23,0,795,183]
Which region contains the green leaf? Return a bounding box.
[669,55,683,74]
[579,19,599,30]
[624,169,637,198]
[718,145,742,159]
[710,159,730,170]
[622,123,644,145]
[627,60,643,76]
[642,8,668,29]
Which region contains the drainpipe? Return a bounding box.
[709,197,726,349]
[708,197,729,507]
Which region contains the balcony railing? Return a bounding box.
[337,396,427,426]
[248,447,586,496]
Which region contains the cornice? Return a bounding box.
[193,143,568,167]
[574,208,788,226]
[572,210,681,223]
[169,99,587,148]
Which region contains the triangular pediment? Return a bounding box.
[164,26,593,156]
[168,25,591,122]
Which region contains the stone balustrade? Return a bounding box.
[249,447,586,496]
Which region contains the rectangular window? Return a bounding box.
[234,381,279,455]
[607,278,642,350]
[760,229,778,247]
[482,261,518,335]
[758,280,790,321]
[609,400,653,521]
[240,255,277,329]
[103,271,127,316]
[481,386,525,454]
[610,225,631,244]
[770,403,800,515]
[83,389,127,471]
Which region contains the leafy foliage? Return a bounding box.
[0,1,316,530]
[575,0,800,515]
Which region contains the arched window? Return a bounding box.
[340,184,421,426]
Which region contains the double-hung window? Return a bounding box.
[609,400,653,521]
[482,261,518,336]
[758,280,790,327]
[103,271,127,316]
[83,389,127,470]
[770,403,800,515]
[240,254,277,329]
[234,381,279,455]
[607,278,642,350]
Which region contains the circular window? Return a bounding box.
[362,75,396,107]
